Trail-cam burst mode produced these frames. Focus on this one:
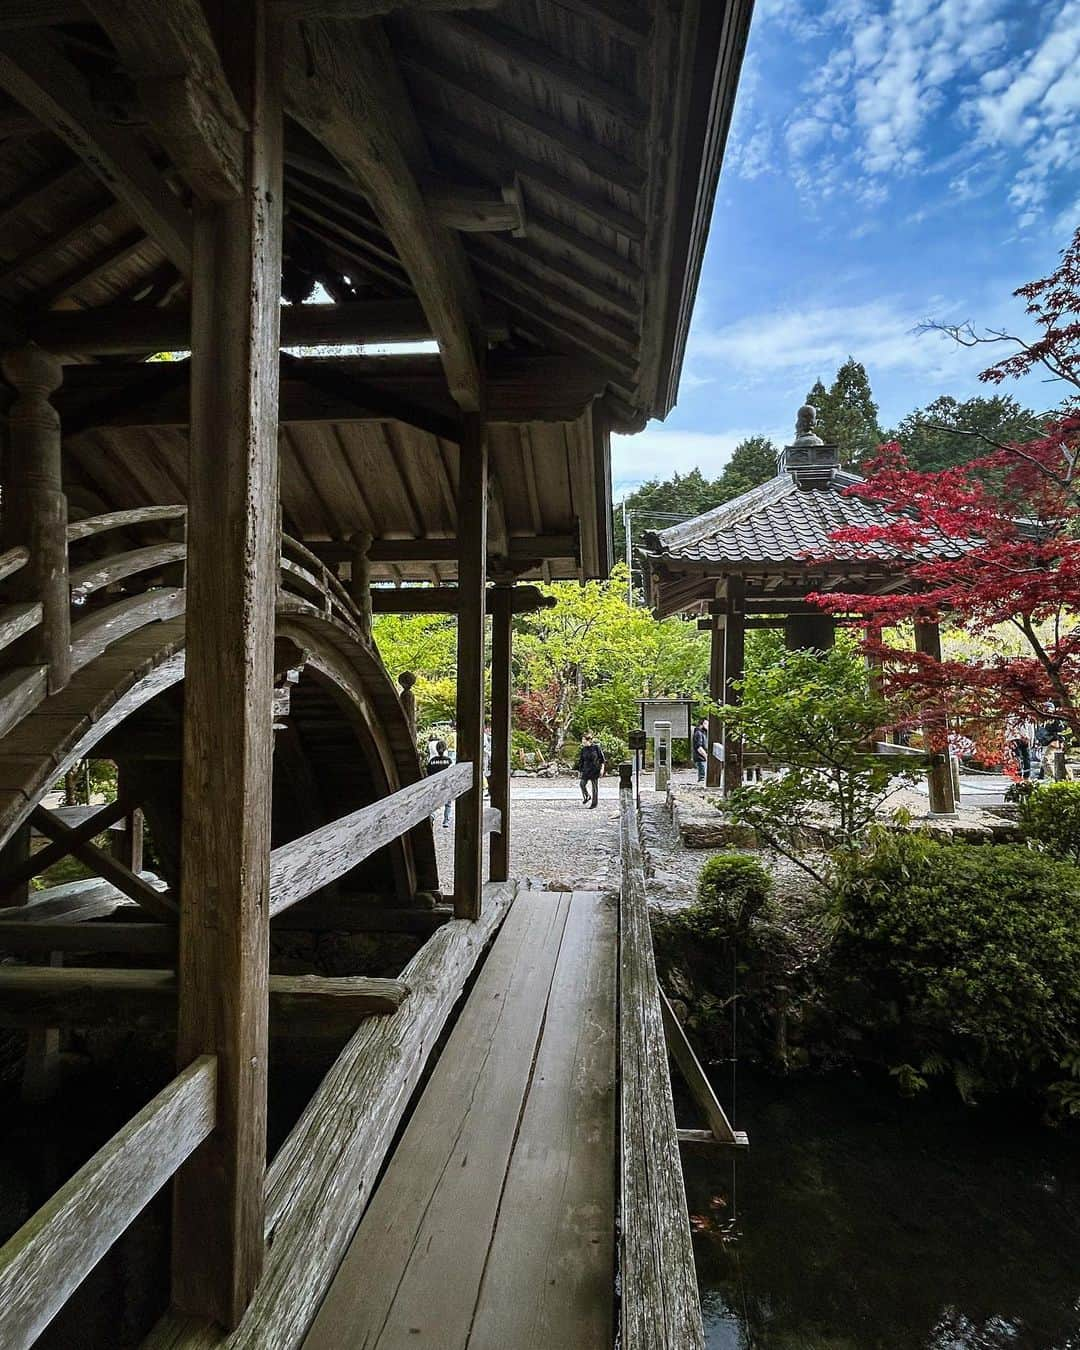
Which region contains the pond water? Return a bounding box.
[683,1071,1080,1350]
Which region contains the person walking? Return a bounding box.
[427,739,455,827]
[576,733,605,809]
[692,716,709,783]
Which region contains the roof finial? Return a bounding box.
[793,403,823,446]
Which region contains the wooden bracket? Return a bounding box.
[660,988,748,1149]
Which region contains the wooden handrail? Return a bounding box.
[66,504,188,543]
[0,545,30,583]
[269,762,473,917]
[0,1054,216,1350]
[618,785,705,1349]
[281,531,357,621]
[0,599,42,657]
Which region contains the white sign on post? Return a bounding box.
[654,720,672,793]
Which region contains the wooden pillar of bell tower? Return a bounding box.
[172,1,283,1328]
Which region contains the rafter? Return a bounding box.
[397,45,647,191]
[0,33,192,273]
[274,0,499,16]
[420,107,646,243]
[284,19,483,410]
[33,229,147,309]
[437,13,646,124]
[84,0,247,203]
[0,200,123,290]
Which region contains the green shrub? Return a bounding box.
[828,831,1080,1112]
[696,853,772,932]
[1021,781,1080,863]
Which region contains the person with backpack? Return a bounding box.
[692,716,709,783]
[427,739,455,827]
[576,733,605,809]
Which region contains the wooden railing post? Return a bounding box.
[349,529,373,639]
[453,412,488,919]
[488,582,512,883]
[172,0,283,1328]
[721,576,745,797]
[1,347,70,692]
[913,617,955,815]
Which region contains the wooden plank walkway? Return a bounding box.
[302,888,618,1350]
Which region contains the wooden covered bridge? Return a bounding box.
[0,2,752,1347]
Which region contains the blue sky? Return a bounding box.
[612,0,1080,498]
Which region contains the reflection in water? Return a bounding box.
[683,1072,1080,1349]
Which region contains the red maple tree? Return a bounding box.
[810,226,1080,751]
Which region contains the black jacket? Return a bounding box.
[692,726,708,759]
[577,744,605,777]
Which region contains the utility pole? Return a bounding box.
[624,502,633,606]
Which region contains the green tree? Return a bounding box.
[715,435,778,499]
[371,611,457,731]
[721,637,917,880]
[806,358,881,467]
[887,393,1042,472]
[515,565,708,753]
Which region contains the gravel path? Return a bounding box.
[433,777,623,895]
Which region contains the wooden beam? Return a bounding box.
[488,584,511,883]
[309,535,576,565]
[285,19,483,410]
[29,807,177,922]
[0,920,175,957]
[426,180,524,235]
[27,298,460,356]
[84,0,247,204]
[369,584,555,614]
[0,33,193,274]
[57,352,605,431]
[172,1,283,1327]
[0,798,131,899]
[0,3,87,26]
[268,764,472,918]
[0,1055,216,1350]
[453,413,488,919]
[274,0,500,14]
[0,966,407,1034]
[618,788,704,1348]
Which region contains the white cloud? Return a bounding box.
[611,428,779,497]
[685,295,1001,388]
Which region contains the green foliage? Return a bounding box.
[370,611,457,680]
[806,357,882,467]
[697,853,772,932]
[716,435,778,499]
[514,565,707,754]
[828,832,1080,1112]
[721,638,917,874]
[1021,781,1080,863]
[888,393,1041,472]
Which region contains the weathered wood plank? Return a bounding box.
[0,545,29,582]
[70,588,186,670]
[271,897,453,934]
[0,665,45,740]
[69,543,187,600]
[0,599,40,655]
[268,762,471,917]
[0,33,193,273]
[0,1055,216,1350]
[143,881,516,1350]
[468,891,617,1349]
[481,804,501,836]
[66,505,187,542]
[488,584,511,882]
[619,787,704,1349]
[85,0,247,203]
[302,889,571,1349]
[0,875,142,925]
[0,967,406,1034]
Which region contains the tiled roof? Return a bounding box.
[647,470,960,565]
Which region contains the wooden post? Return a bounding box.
[705,615,724,790]
[349,529,373,638]
[453,412,487,920]
[398,670,417,740]
[1,347,70,692]
[489,582,512,883]
[913,618,955,815]
[721,577,746,797]
[172,1,283,1328]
